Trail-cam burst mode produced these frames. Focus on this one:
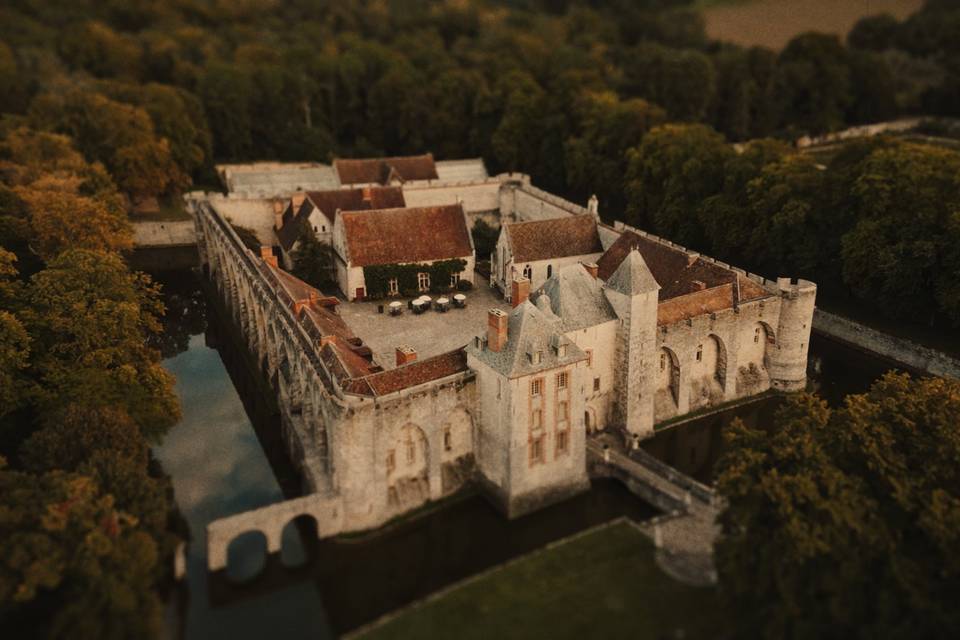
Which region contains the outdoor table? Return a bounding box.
[436,297,449,312]
[389,301,403,316]
[453,293,466,308]
[419,295,432,310]
[412,299,424,314]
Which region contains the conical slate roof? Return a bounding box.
[605,249,660,296]
[540,264,616,331]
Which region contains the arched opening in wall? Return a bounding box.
[655,347,681,422]
[584,407,597,434]
[386,423,429,510]
[280,514,318,568]
[710,334,727,391]
[737,322,774,394]
[689,336,725,409]
[225,530,268,584]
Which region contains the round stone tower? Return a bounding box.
[767,277,817,392]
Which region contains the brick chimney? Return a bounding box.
[487,309,508,352]
[582,262,599,279]
[273,200,284,230]
[362,186,373,206]
[395,345,418,367]
[260,246,278,268]
[691,280,706,292]
[511,276,530,308]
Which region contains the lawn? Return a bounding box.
[355,520,725,640]
[699,0,924,50]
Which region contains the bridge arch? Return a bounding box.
[280,514,318,567]
[225,530,268,583]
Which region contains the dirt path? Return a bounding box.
[700,0,924,50]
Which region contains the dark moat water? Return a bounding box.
[152,268,900,639]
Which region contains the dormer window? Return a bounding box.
[531,350,542,364]
[557,344,567,357]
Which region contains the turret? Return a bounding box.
[603,249,660,439]
[768,277,817,392]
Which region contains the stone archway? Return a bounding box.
[737,322,774,394]
[225,530,268,583]
[386,423,429,511]
[280,514,318,567]
[655,346,681,422]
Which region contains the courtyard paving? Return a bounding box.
[338,275,511,370]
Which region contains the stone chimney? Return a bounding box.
[273,200,284,230]
[260,246,278,269]
[487,309,508,353]
[691,280,706,292]
[511,276,530,308]
[587,194,599,218]
[395,345,418,367]
[582,262,599,279]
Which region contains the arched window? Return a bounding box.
[523,265,532,280]
[547,265,553,278]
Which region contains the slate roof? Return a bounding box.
[468,300,587,378]
[334,154,438,185]
[597,230,773,306]
[537,264,616,332]
[606,250,660,297]
[341,204,472,267]
[506,215,602,263]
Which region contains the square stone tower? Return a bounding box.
[602,249,660,439]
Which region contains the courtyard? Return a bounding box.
[337,274,511,369]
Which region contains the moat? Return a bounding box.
[151,268,899,640]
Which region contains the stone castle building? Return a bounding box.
[190,155,816,562]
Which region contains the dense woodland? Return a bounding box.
[0,0,959,638]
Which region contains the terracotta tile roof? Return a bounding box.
[306,187,405,224]
[597,230,690,288]
[657,284,735,326]
[345,349,469,396]
[334,154,438,185]
[341,204,472,267]
[322,336,382,380]
[276,187,407,252]
[506,215,602,263]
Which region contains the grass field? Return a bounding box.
[356,520,724,640]
[699,0,924,50]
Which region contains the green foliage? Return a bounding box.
[290,233,336,291]
[470,219,500,261]
[363,259,468,298]
[716,373,960,639]
[229,222,261,252]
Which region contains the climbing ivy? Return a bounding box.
[363,259,467,298]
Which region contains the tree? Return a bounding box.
[624,123,733,248]
[716,373,960,639]
[0,460,164,639]
[621,43,715,121]
[848,14,902,51]
[839,142,960,324]
[0,249,29,419]
[22,250,180,439]
[769,33,853,134]
[291,234,337,291]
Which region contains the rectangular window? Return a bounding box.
[696,345,703,362]
[529,435,545,465]
[449,272,461,287]
[556,371,568,390]
[594,377,601,392]
[556,430,569,456]
[557,400,568,422]
[754,328,761,344]
[443,425,452,452]
[406,439,416,464]
[388,278,399,295]
[586,349,593,368]
[531,409,542,429]
[386,450,396,474]
[660,353,666,371]
[531,378,542,397]
[418,272,430,291]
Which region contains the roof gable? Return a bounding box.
[506,215,602,263]
[334,154,438,185]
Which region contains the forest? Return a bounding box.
[0,0,959,638]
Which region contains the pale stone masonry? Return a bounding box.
[188,161,816,569]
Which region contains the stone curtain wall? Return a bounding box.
[132,220,196,247]
[813,310,960,379]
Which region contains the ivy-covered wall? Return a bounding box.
[363,259,468,298]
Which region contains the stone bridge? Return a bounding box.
[189,199,351,570]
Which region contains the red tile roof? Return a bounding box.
[306,187,405,224]
[345,349,469,396]
[341,204,472,267]
[334,154,438,185]
[506,215,602,263]
[657,284,735,326]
